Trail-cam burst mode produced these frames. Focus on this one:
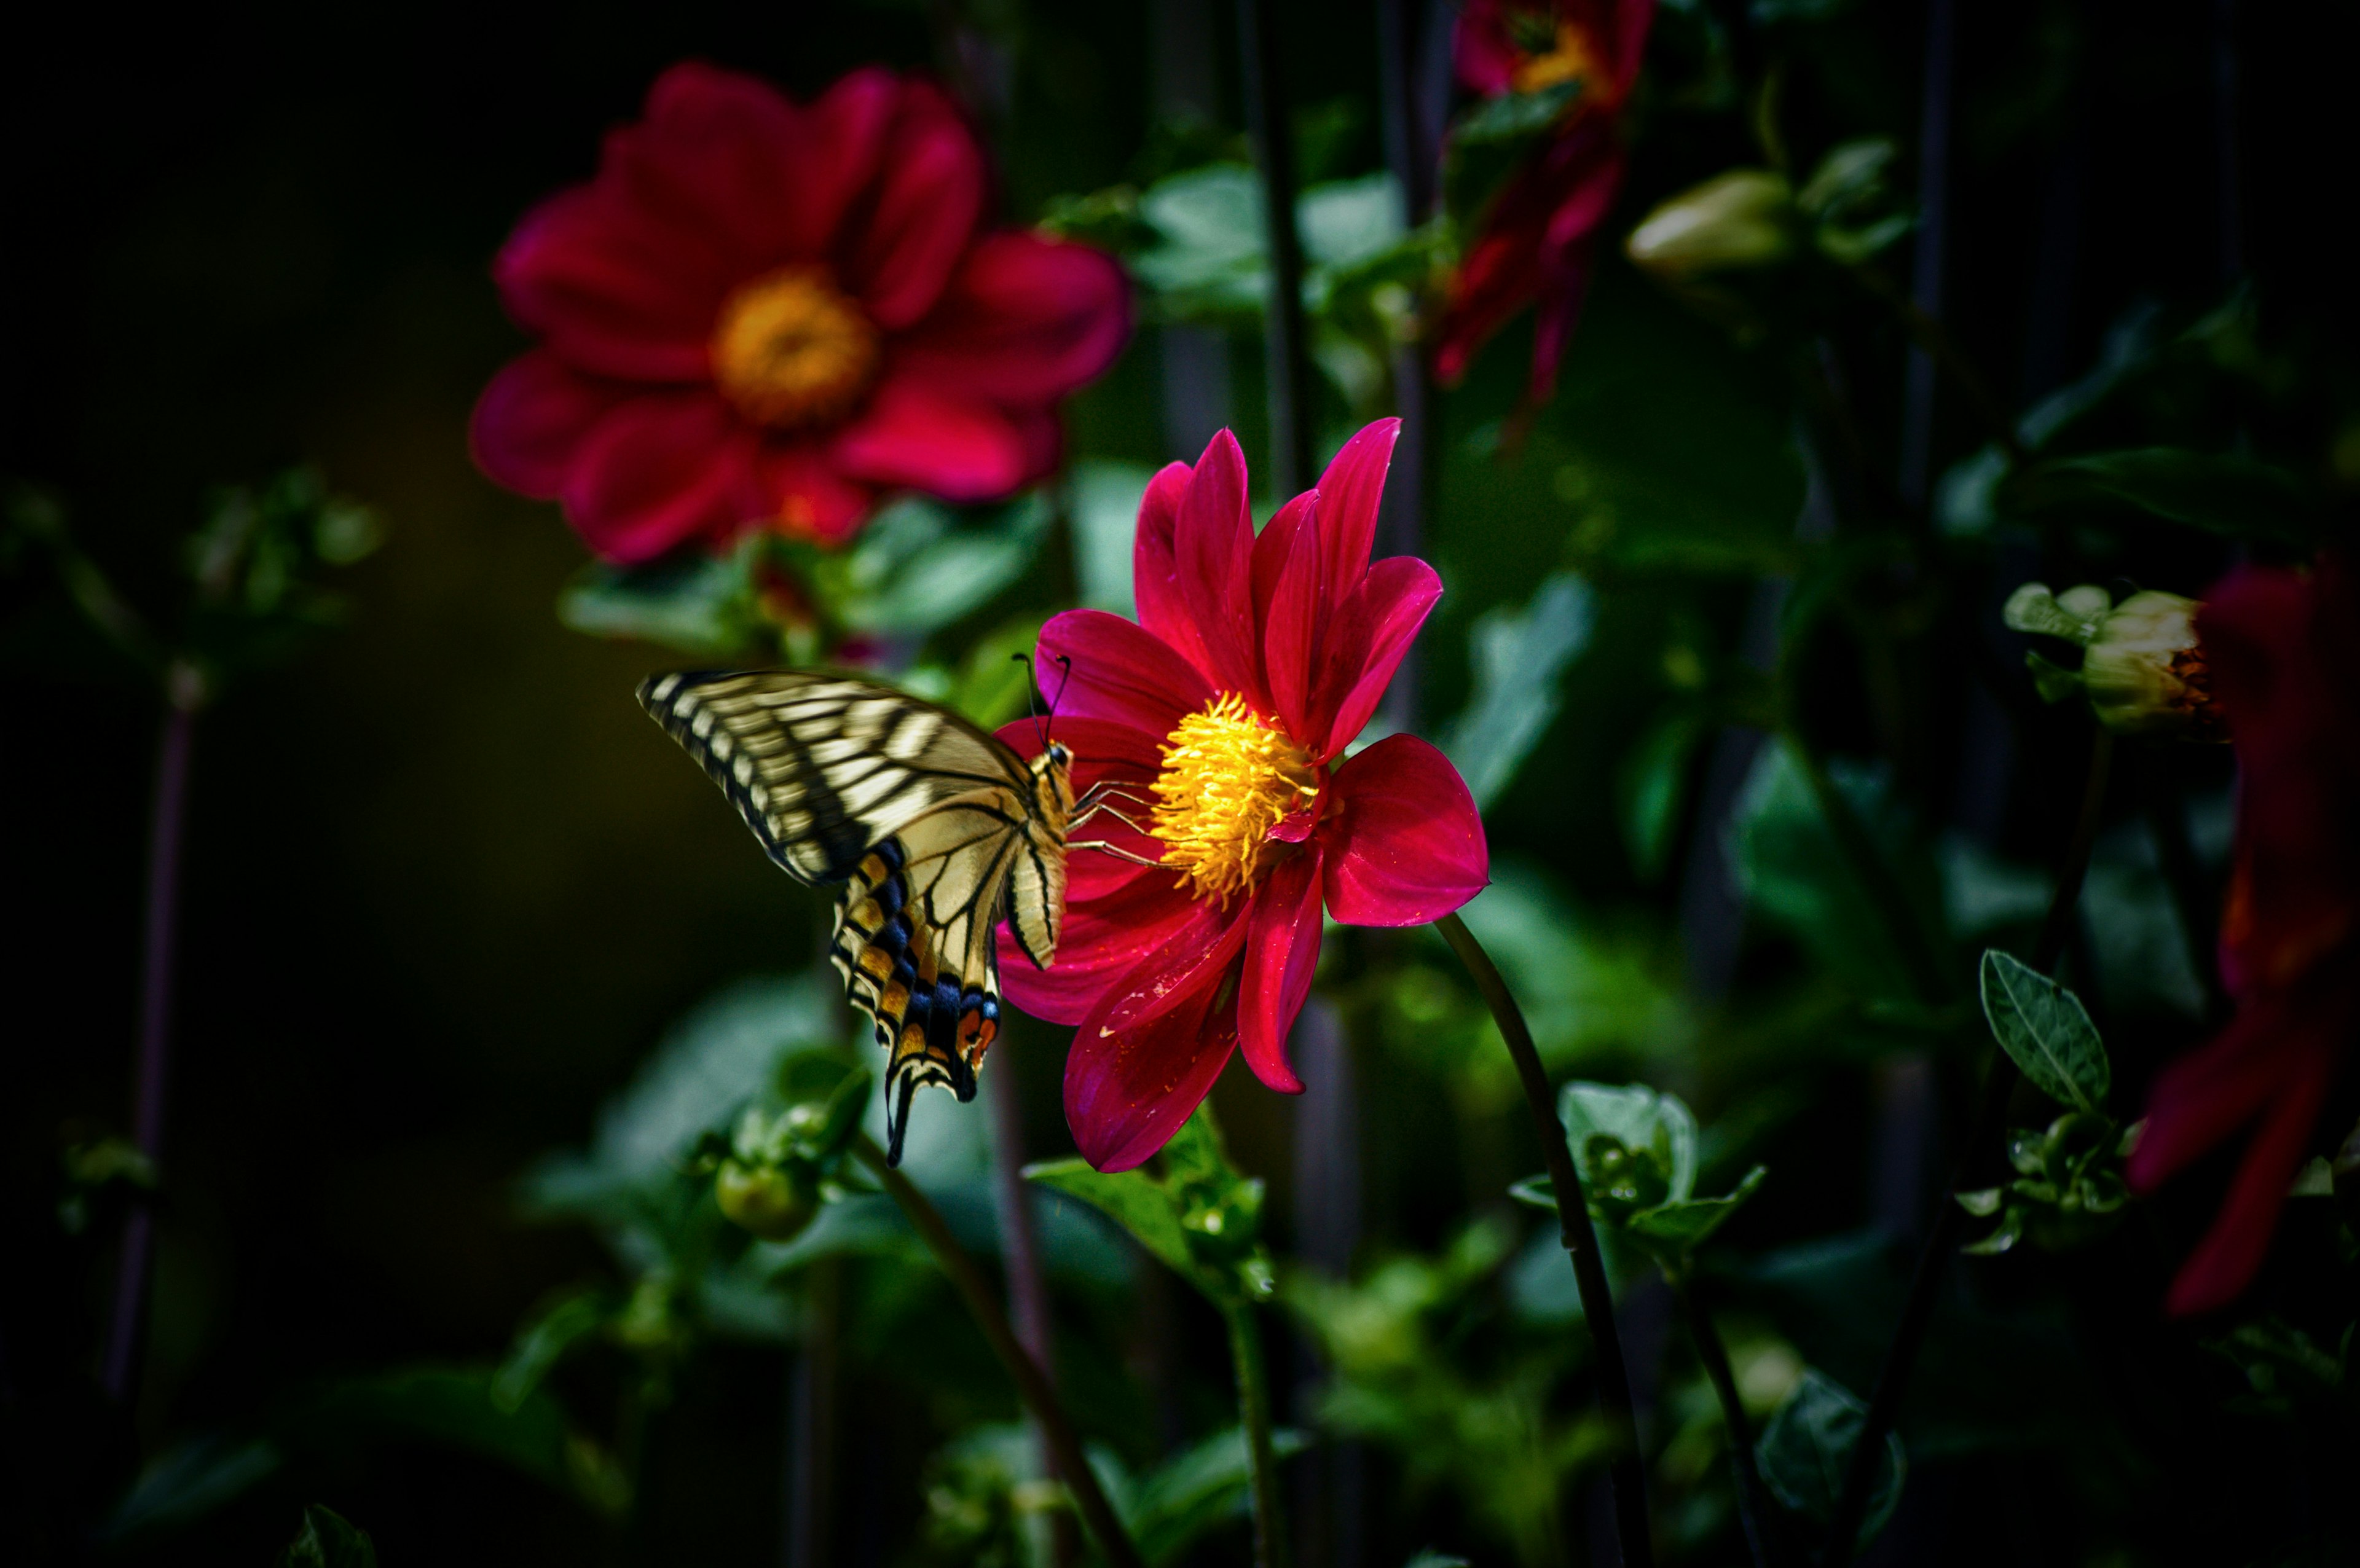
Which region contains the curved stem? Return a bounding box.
[1436,913,1654,1568]
[1820,729,2112,1565]
[1223,1301,1290,1568]
[852,1135,1144,1568]
[1668,1266,1782,1568]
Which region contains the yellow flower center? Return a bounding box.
[710,266,881,430]
[1150,692,1321,906]
[1512,20,1608,98]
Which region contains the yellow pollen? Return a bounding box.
[1512,21,1609,98]
[1149,692,1320,906]
[710,266,881,430]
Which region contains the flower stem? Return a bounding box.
[103,671,202,1403]
[1667,1266,1782,1568]
[1435,912,1654,1568]
[1222,1300,1291,1568]
[851,1134,1143,1568]
[1819,728,2112,1566]
[983,1065,1077,1567]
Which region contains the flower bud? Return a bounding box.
[1625,170,1796,280]
[2004,582,2224,740]
[715,1157,820,1242]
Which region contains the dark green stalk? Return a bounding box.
[1436,913,1654,1567]
[1820,729,2112,1566]
[1222,1301,1290,1568]
[1668,1266,1781,1568]
[852,1135,1144,1568]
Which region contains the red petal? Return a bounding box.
[749,444,873,544]
[828,377,1037,501]
[1321,734,1490,926]
[779,68,899,259]
[841,80,985,330]
[1453,0,1519,95]
[1238,850,1322,1093]
[894,232,1131,404]
[1311,557,1443,758]
[494,183,723,383]
[1250,487,1318,640]
[613,64,828,270]
[1037,609,1213,738]
[1173,431,1264,702]
[1099,900,1250,1033]
[1064,957,1240,1172]
[1313,419,1400,614]
[1134,460,1211,675]
[2126,998,2303,1192]
[1259,498,1325,743]
[560,391,758,563]
[470,351,632,500]
[2162,1024,2339,1316]
[999,871,1197,1025]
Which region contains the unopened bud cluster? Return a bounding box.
[2005,582,2224,739]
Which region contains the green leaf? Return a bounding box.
[280,1505,377,1568]
[490,1290,607,1413]
[1755,1369,1906,1542]
[106,1437,285,1543]
[1026,1156,1204,1287]
[1028,1106,1269,1303]
[1508,1177,1559,1213]
[557,545,761,657]
[1978,951,2110,1111]
[1559,1082,1700,1202]
[1452,82,1581,145]
[1434,573,1594,810]
[1625,1166,1768,1253]
[1617,711,1706,884]
[1068,460,1154,614]
[825,493,1052,637]
[1129,1425,1312,1566]
[2007,448,2315,543]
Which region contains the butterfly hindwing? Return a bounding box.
[639,669,1069,1164]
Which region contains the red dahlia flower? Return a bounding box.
[471,63,1129,563]
[995,420,1489,1171]
[2128,556,2360,1316]
[1438,0,1655,401]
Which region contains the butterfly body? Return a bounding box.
[637,670,1071,1162]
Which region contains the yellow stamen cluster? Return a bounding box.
[710,266,881,430]
[1512,21,1608,96]
[1150,692,1320,906]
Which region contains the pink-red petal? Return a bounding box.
[1259,498,1326,743]
[1000,871,1198,1025]
[1321,734,1490,927]
[828,377,1037,501]
[893,232,1131,404]
[560,391,758,563]
[1172,431,1265,703]
[1098,900,1251,1033]
[1064,957,1240,1172]
[1312,557,1444,758]
[470,351,633,500]
[493,184,723,383]
[1312,419,1401,614]
[1238,849,1323,1094]
[1036,609,1213,738]
[749,443,873,544]
[1133,460,1211,675]
[841,81,986,331]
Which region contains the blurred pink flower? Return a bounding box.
[996,420,1489,1171]
[471,63,1129,562]
[2129,556,2360,1315]
[1436,0,1655,402]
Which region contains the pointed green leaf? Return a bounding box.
[1755,1370,1906,1542]
[280,1505,377,1568]
[1625,1166,1769,1255]
[1025,1158,1202,1286]
[1979,950,2110,1111]
[1559,1082,1700,1202]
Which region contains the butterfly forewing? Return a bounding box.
[637,669,1070,1162]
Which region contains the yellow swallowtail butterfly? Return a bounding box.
[637,670,1075,1164]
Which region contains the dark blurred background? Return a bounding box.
[5,0,2357,1563]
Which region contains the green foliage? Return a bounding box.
[1286,1220,1608,1568]
[1434,573,1595,810]
[2003,447,2315,544]
[1512,1082,1768,1266]
[1754,1369,1905,1545]
[279,1505,377,1568]
[1027,1104,1272,1306]
[1978,951,2110,1111]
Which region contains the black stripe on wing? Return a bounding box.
[637,670,871,884]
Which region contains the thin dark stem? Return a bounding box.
[1851,263,2029,472]
[984,1065,1076,1567]
[1223,1302,1291,1568]
[1669,1268,1781,1568]
[1820,729,2112,1566]
[852,1135,1144,1568]
[1237,0,1315,494]
[103,676,201,1404]
[1436,913,1653,1568]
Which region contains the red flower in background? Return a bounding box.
[996,420,1489,1172]
[2128,557,2360,1316]
[1437,0,1655,402]
[471,64,1129,562]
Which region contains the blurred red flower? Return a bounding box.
[1436,0,1655,402]
[996,420,1489,1171]
[2128,556,2360,1316]
[471,63,1130,562]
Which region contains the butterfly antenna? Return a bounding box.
[1012,651,1045,747]
[1045,654,1076,745]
